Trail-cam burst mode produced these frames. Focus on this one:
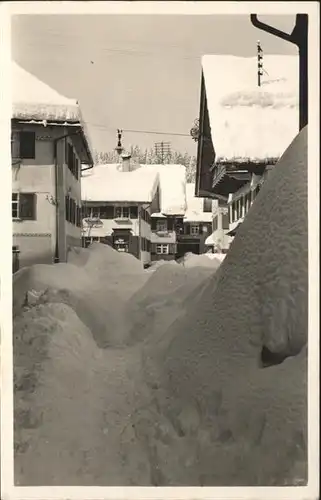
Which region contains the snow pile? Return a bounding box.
[141,127,308,485]
[82,164,160,203]
[12,61,80,122]
[126,264,217,345]
[13,128,308,486]
[13,243,149,348]
[146,259,179,272]
[179,252,223,269]
[184,183,214,222]
[202,55,299,161]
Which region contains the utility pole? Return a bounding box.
[251,14,308,130]
[257,40,263,87]
[154,141,171,164]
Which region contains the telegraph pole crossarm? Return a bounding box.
[250,14,308,130]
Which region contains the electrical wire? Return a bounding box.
[84,122,192,137]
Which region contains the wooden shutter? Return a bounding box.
[185,223,190,235]
[19,131,36,159]
[103,205,114,219]
[130,206,138,219]
[203,198,212,213]
[151,218,157,230]
[222,213,229,230]
[167,217,174,231]
[20,193,36,220]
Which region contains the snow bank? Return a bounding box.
[184,183,214,222]
[14,302,154,485]
[141,127,308,485]
[13,243,149,348]
[126,264,217,345]
[82,164,159,203]
[179,252,223,269]
[13,128,308,486]
[202,55,299,162]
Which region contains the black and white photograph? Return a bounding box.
[0,1,319,498]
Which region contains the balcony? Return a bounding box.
[151,230,176,244]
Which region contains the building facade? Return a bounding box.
[195,54,299,242]
[11,62,93,271]
[205,202,231,252]
[81,158,160,266]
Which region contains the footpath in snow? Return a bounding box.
[13,127,308,486]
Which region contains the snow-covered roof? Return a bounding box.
[202,55,299,163]
[12,61,80,122]
[149,164,187,216]
[11,61,94,164]
[184,183,213,223]
[81,163,160,203]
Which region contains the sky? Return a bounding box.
[11,14,298,157]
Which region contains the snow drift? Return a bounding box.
[14,127,308,486]
[141,126,308,485]
[13,243,149,348]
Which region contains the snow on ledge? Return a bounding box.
[202,55,299,162]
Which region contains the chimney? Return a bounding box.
[121,152,132,172]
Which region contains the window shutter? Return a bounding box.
[203,198,212,213]
[185,223,190,235]
[131,206,138,219]
[151,243,157,253]
[151,218,157,230]
[20,193,36,220]
[167,218,173,231]
[222,213,229,230]
[19,132,36,159]
[105,205,114,219]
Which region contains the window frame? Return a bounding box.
[156,220,167,232]
[19,131,36,159]
[190,224,200,235]
[12,192,36,221]
[156,244,169,255]
[114,206,131,219]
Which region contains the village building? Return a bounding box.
[11,62,94,271]
[195,54,299,240]
[81,155,160,267]
[175,182,213,258]
[204,203,231,253]
[150,164,186,262]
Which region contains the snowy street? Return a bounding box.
[13,128,308,486]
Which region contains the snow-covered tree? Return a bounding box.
[93,145,197,182]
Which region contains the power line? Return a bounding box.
[20,42,201,61]
[84,121,192,138]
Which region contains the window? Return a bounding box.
[66,141,80,180]
[12,193,36,220]
[19,131,36,159]
[203,198,212,213]
[156,244,169,255]
[130,206,138,219]
[156,220,167,232]
[212,216,218,232]
[115,206,130,219]
[222,213,229,230]
[65,195,78,225]
[191,224,200,235]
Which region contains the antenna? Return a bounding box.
[154,141,171,164]
[257,40,264,87]
[115,129,124,156]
